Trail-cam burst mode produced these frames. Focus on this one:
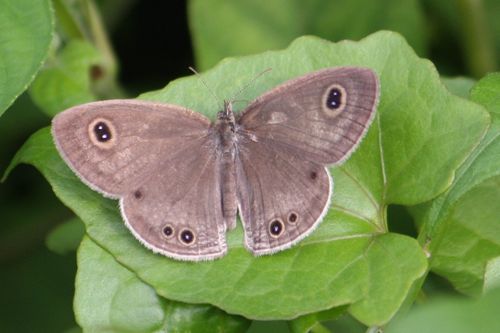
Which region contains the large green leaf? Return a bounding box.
[412,73,500,296]
[189,0,426,70]
[6,31,489,325]
[75,236,249,332]
[0,0,53,117]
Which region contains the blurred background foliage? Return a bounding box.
[0,0,498,332]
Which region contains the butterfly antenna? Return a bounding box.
[189,66,222,109]
[231,68,273,103]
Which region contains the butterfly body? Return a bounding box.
[52,67,379,261]
[213,102,239,230]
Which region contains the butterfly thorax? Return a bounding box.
[215,101,238,156]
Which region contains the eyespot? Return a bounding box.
[326,88,342,109]
[322,84,347,115]
[88,118,116,149]
[287,212,299,224]
[269,219,284,238]
[133,189,144,200]
[179,228,196,245]
[162,224,174,239]
[94,122,111,142]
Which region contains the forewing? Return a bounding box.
[237,67,379,165]
[52,99,211,197]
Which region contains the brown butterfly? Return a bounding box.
[52,67,379,261]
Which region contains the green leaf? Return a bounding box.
[412,73,500,296]
[29,40,102,117]
[0,0,53,117]
[7,31,489,324]
[45,217,85,255]
[385,287,500,333]
[75,236,249,333]
[484,256,500,292]
[288,306,348,333]
[470,73,500,121]
[440,76,476,99]
[189,0,427,70]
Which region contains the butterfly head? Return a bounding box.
[217,100,236,123]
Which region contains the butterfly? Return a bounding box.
[52,67,379,261]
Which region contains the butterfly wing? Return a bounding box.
[235,138,331,255]
[121,137,227,260]
[237,67,379,165]
[235,67,379,254]
[52,100,227,260]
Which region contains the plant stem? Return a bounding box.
[81,0,117,76]
[455,0,497,77]
[80,0,126,98]
[53,0,85,40]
